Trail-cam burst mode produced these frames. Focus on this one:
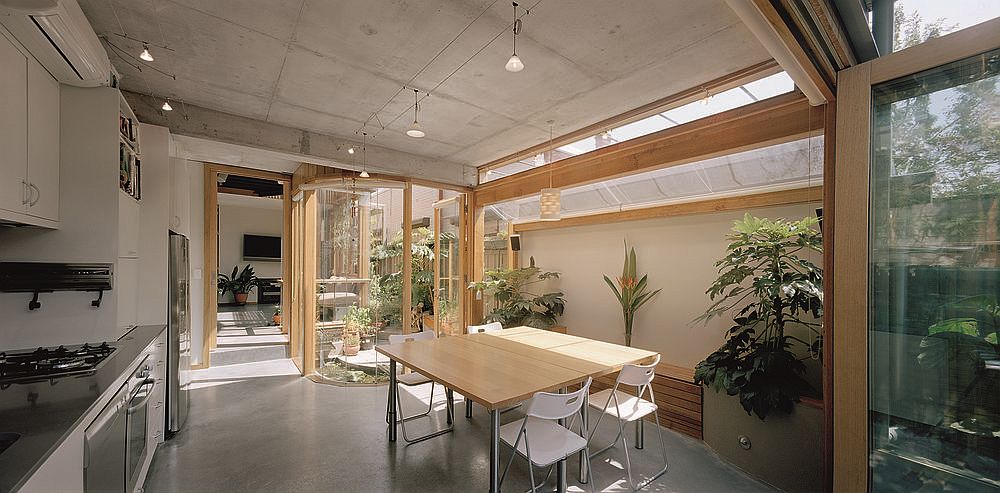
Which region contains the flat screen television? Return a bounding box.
[242,234,281,261]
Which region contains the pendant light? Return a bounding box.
[139,43,154,62]
[359,132,370,178]
[161,99,173,111]
[505,3,524,72]
[406,89,425,138]
[538,121,560,221]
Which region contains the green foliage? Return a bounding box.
[217,264,263,295]
[469,257,565,329]
[370,227,437,319]
[694,214,823,420]
[604,241,661,346]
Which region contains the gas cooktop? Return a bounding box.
[0,343,116,386]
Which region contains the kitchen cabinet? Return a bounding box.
[25,57,60,222]
[117,257,138,334]
[0,29,59,227]
[0,29,28,216]
[119,191,140,258]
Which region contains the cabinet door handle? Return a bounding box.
[21,182,30,205]
[28,183,40,206]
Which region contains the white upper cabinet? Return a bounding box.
[0,29,60,227]
[0,30,28,215]
[26,57,60,221]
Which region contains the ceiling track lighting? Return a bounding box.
[505,2,524,72]
[359,132,370,178]
[139,43,154,62]
[406,89,425,138]
[161,99,172,111]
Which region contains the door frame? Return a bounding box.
[832,18,1000,491]
[199,163,293,370]
[432,195,466,336]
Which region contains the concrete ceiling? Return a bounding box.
[80,0,771,170]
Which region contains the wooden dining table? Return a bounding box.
[376,326,658,493]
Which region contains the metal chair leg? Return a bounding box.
[631,410,669,491]
[395,381,454,444]
[617,414,636,490]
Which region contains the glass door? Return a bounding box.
[433,195,465,336]
[867,49,1000,491]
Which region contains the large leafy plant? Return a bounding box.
[217,264,262,296]
[604,241,661,347]
[695,214,823,420]
[469,257,565,329]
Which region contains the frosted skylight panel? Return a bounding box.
[742,72,795,100]
[478,71,797,184]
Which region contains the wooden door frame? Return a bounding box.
[832,18,1000,492]
[432,195,466,335]
[199,163,293,371]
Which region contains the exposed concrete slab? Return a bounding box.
[80,0,771,170]
[125,91,476,186]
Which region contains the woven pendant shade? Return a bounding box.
[539,188,561,221]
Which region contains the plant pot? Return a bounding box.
[272,314,281,325]
[360,336,375,351]
[343,343,360,356]
[234,292,249,305]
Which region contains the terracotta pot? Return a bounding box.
[234,292,248,305]
[343,343,360,356]
[272,314,281,325]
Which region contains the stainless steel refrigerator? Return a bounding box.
[167,231,191,437]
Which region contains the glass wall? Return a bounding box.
[868,49,1000,491]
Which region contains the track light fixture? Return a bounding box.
[347,147,355,154]
[505,3,524,72]
[406,89,425,138]
[139,43,154,62]
[161,100,173,111]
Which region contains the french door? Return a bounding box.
[834,19,1000,492]
[433,195,465,336]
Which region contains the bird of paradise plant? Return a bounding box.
[604,241,661,347]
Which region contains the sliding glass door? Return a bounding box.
[868,49,1000,492]
[835,27,1000,491]
[433,195,465,336]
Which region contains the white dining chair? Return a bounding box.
[499,377,595,493]
[385,330,454,444]
[587,355,667,490]
[467,321,503,333]
[463,322,503,418]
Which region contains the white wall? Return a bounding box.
[519,202,821,370]
[217,195,283,304]
[186,161,205,366]
[0,87,121,349]
[136,123,171,326]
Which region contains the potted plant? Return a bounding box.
[342,331,361,356]
[695,213,823,419]
[217,264,261,305]
[272,306,281,325]
[469,257,565,329]
[344,305,376,350]
[604,241,662,347]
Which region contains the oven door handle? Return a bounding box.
[127,378,156,415]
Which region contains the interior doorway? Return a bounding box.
[202,164,293,371]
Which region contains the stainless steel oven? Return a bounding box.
[84,356,154,493]
[126,360,154,492]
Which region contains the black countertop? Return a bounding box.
[0,325,166,493]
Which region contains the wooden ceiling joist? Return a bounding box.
[474,92,823,206]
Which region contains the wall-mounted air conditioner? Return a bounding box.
[0,0,112,87]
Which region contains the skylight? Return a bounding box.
[480,72,796,184]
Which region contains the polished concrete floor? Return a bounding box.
[145,360,776,493]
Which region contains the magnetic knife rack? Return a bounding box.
[0,262,114,310]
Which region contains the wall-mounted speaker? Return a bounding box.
[509,234,521,251]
